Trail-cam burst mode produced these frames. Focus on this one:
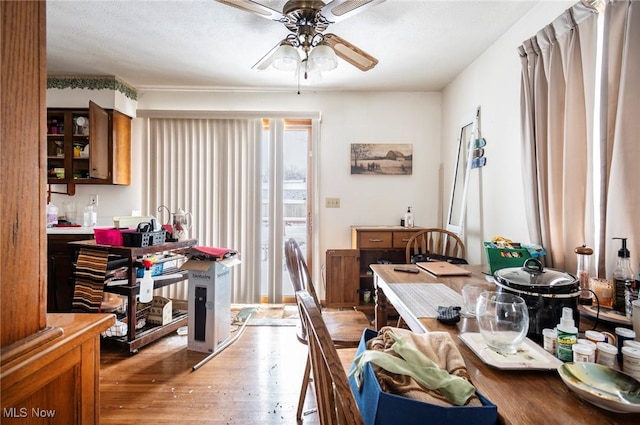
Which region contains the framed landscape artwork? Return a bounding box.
[350,143,413,175]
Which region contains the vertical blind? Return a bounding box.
[142,118,263,303]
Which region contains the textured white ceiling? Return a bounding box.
[46,0,538,92]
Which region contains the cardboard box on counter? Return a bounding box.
[112,216,152,229]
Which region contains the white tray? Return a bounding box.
[459,332,563,370]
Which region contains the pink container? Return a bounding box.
[94,228,133,246]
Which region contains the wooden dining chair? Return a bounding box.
[405,228,467,264]
[296,290,365,425]
[285,238,371,344]
[400,228,466,329]
[285,238,370,422]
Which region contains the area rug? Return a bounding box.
[231,304,299,327]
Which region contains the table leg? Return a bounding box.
[374,283,388,330]
[127,264,137,343]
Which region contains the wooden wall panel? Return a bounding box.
[0,0,47,347]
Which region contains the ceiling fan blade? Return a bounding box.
[251,40,284,71]
[319,0,386,23]
[323,34,378,71]
[214,0,287,22]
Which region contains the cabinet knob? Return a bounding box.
[368,238,383,242]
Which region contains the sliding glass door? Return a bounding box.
[142,114,316,304]
[260,119,312,302]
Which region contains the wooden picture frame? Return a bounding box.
[350,143,412,175]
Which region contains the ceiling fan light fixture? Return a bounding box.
[308,43,338,72]
[272,43,301,71]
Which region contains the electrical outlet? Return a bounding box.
[325,197,340,208]
[89,194,98,206]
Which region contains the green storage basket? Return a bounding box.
[484,242,532,274]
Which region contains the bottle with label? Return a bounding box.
[139,259,154,303]
[404,207,414,228]
[612,237,635,316]
[46,201,58,228]
[556,307,578,362]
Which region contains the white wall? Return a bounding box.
[47,89,442,286]
[440,1,574,265]
[47,88,137,117]
[135,90,442,271]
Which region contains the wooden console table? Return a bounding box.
[325,226,423,308]
[70,239,197,353]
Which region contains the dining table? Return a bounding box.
[370,263,638,425]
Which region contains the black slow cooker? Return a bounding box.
[493,258,580,342]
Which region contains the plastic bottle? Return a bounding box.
[612,237,635,317]
[556,307,578,362]
[139,259,154,303]
[404,207,414,228]
[46,201,58,228]
[83,203,97,227]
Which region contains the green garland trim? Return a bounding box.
[47,76,138,101]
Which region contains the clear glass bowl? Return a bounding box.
[476,291,529,354]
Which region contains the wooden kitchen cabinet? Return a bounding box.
[47,101,131,195]
[325,249,360,308]
[324,226,424,308]
[47,233,95,312]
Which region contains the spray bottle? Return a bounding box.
[612,237,636,317]
[139,259,154,304]
[556,307,578,362]
[404,207,414,228]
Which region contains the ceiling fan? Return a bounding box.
[215,0,386,76]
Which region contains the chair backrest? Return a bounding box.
[296,290,364,425]
[405,228,466,263]
[285,238,321,307]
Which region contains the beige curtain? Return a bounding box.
[600,0,640,277]
[519,2,600,273]
[142,118,263,303]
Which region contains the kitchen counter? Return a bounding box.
[46,216,152,235]
[47,226,95,235]
[46,225,113,235]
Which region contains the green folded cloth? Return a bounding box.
[350,329,476,406]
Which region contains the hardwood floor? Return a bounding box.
[100,324,324,424]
